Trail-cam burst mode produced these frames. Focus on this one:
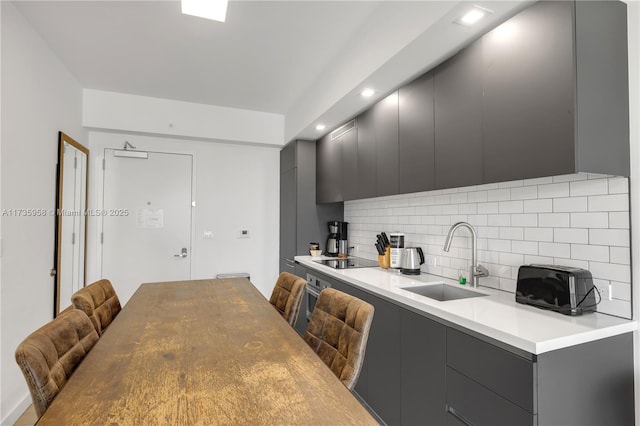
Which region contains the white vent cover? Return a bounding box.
[330,120,356,140]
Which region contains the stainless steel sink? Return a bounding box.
[401,284,488,301]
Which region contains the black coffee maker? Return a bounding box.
[326,221,340,257]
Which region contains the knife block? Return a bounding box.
[378,247,390,269]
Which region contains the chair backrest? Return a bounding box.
[303,288,374,390]
[15,309,99,417]
[71,279,121,335]
[269,272,306,326]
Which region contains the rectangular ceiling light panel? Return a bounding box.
[182,0,228,22]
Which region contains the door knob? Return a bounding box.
[174,248,188,258]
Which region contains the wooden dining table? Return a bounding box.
[37,278,377,425]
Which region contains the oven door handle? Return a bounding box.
[306,286,321,297]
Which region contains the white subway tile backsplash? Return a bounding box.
[511,186,538,200]
[570,179,608,196]
[345,174,631,318]
[539,242,571,258]
[488,214,511,227]
[523,199,553,213]
[554,228,588,244]
[553,197,588,212]
[538,182,570,198]
[511,240,538,255]
[610,247,631,265]
[499,201,524,214]
[571,244,609,262]
[589,229,630,247]
[589,262,631,283]
[609,212,630,229]
[478,202,499,214]
[511,214,538,227]
[607,177,629,194]
[499,227,524,240]
[588,194,629,212]
[488,189,511,202]
[524,227,554,242]
[570,212,608,228]
[538,213,570,228]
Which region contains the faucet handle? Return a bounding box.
[474,264,490,278]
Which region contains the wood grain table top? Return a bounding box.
[37,278,377,425]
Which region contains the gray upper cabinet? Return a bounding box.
[281,140,343,272]
[315,0,629,201]
[357,109,377,199]
[483,0,629,183]
[316,133,342,204]
[399,72,435,194]
[434,42,484,189]
[375,92,400,197]
[341,125,359,201]
[482,1,575,183]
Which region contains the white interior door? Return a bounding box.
[101,149,193,304]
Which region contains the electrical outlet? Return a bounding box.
[203,231,214,239]
[595,284,612,301]
[238,229,250,239]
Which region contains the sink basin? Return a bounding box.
[401,284,488,301]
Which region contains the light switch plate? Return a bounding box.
[238,230,250,239]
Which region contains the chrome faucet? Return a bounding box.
[443,222,489,288]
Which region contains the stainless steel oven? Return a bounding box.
[306,273,331,321]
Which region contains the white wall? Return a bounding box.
[84,89,285,147]
[0,2,86,423]
[87,132,280,299]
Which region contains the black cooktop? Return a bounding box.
[313,257,379,269]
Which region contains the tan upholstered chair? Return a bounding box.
[71,279,121,335]
[15,309,99,417]
[303,288,374,390]
[269,272,306,326]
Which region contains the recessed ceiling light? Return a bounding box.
[361,88,375,98]
[453,6,492,27]
[182,0,228,23]
[316,124,326,131]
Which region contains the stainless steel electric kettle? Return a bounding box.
[401,247,424,275]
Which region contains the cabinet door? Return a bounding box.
[280,141,296,173]
[279,167,296,260]
[434,42,484,189]
[482,1,574,183]
[316,133,343,203]
[400,310,447,425]
[342,127,359,201]
[375,92,399,197]
[364,293,401,425]
[399,72,435,194]
[357,109,377,199]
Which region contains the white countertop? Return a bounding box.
[296,255,637,355]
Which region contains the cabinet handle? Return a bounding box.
[285,259,295,269]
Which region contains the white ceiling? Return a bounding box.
[12,0,532,142]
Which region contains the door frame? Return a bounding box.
[95,148,197,282]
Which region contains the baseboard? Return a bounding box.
[1,394,31,426]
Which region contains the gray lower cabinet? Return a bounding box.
[296,264,635,425]
[400,309,446,426]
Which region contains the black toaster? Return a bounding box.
[515,265,598,316]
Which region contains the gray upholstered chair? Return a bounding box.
[71,278,121,335]
[15,309,99,417]
[303,288,374,390]
[269,272,306,326]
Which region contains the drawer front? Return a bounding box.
[447,368,536,426]
[447,328,536,412]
